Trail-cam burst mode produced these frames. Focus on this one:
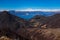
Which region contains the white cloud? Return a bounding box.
[17,8,60,12]
[19,8,34,11]
[0,8,60,12]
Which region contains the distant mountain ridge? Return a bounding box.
[9,11,57,20]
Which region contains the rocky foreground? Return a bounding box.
[0,11,60,40]
[0,28,60,40]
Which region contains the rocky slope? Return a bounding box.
[29,15,48,28]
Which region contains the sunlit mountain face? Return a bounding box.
[9,10,58,20]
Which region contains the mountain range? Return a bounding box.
[0,11,60,40]
[9,10,58,20]
[0,11,60,29]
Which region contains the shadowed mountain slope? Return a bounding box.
[29,13,60,28]
[0,11,28,39]
[46,14,60,28]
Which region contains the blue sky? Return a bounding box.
[0,0,60,10]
